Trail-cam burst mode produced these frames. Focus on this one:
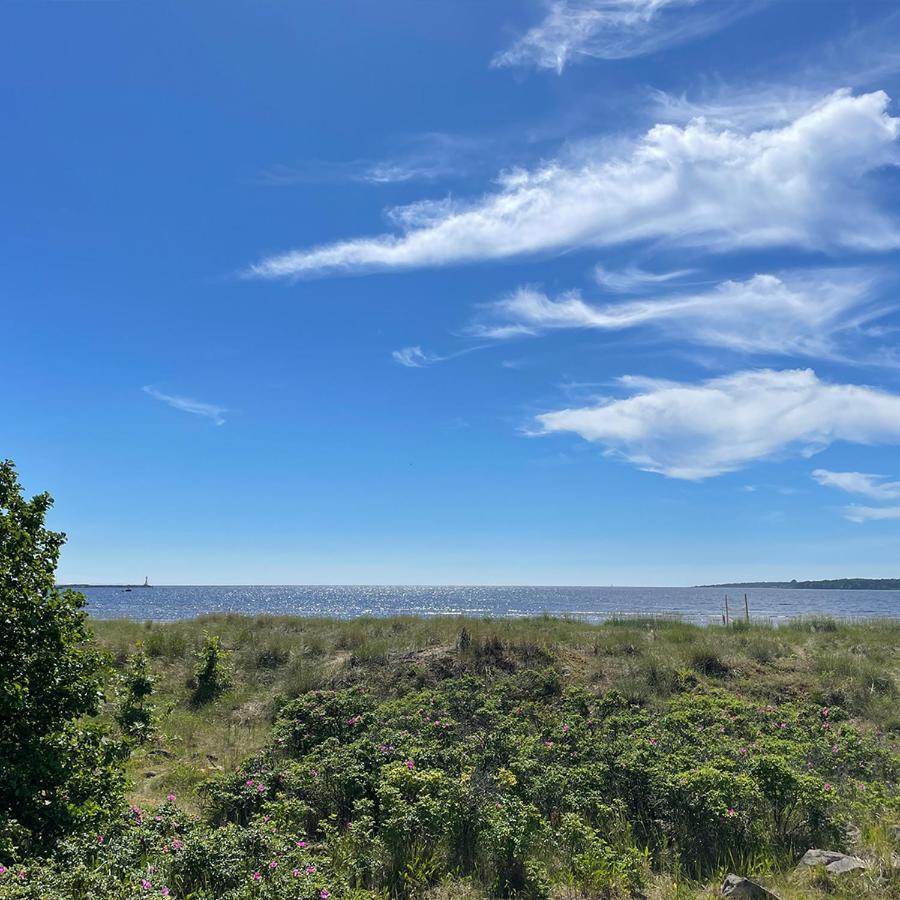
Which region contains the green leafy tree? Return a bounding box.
[0,460,124,854]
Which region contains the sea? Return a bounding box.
[74,584,900,624]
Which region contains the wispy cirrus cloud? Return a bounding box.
[812,468,900,501]
[142,386,227,426]
[392,346,444,368]
[258,133,487,187]
[247,91,900,280]
[812,468,900,522]
[648,13,900,130]
[392,344,487,368]
[535,369,900,480]
[470,270,889,358]
[492,0,751,73]
[592,264,694,293]
[843,505,900,523]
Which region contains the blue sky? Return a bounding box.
[6,0,900,585]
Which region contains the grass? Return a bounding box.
[91,614,900,800]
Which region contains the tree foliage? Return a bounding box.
[0,460,124,855]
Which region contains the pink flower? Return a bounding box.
[97,834,105,844]
[141,880,153,891]
[296,840,307,848]
[310,769,318,778]
[0,866,7,876]
[726,808,736,817]
[161,889,170,898]
[824,783,833,792]
[257,783,266,792]
[253,871,261,882]
[293,868,301,877]
[857,782,866,791]
[831,745,839,753]
[166,793,176,803]
[562,724,570,732]
[739,747,747,755]
[406,759,414,770]
[269,860,278,870]
[320,891,331,899]
[648,738,657,747]
[306,865,317,875]
[246,778,254,787]
[171,840,183,851]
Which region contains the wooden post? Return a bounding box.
[724,595,730,626]
[744,593,750,624]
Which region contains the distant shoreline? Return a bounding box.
[699,578,900,590]
[60,584,153,589]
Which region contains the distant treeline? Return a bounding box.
[701,578,900,590]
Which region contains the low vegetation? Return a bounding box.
[0,613,895,899]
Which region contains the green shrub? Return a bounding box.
[191,635,233,706]
[0,460,125,855]
[114,646,155,741]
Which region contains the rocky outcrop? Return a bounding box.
[797,849,867,875]
[721,873,781,899]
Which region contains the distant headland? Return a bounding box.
[699,578,900,590]
[60,577,152,589]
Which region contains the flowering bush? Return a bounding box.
[2,666,898,898]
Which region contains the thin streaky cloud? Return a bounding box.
[247,91,900,280]
[142,385,227,426]
[843,505,900,523]
[534,368,900,480]
[593,264,695,293]
[392,344,488,368]
[812,469,900,501]
[392,346,443,368]
[492,0,752,73]
[470,271,889,359]
[258,133,488,187]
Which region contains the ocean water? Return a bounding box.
[75,584,900,623]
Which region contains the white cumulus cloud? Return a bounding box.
[535,369,900,480]
[248,91,900,280]
[471,271,884,357]
[492,0,748,73]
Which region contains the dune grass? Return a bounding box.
[91,614,900,799]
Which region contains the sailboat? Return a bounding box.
[142,576,151,588]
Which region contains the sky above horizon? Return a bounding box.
[7,0,900,586]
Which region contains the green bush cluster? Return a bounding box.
[4,666,897,899]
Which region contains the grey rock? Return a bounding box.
[721,873,780,899]
[798,849,867,875]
